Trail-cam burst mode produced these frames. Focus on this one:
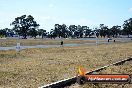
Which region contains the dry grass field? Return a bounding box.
[0,42,132,88]
[0,38,97,47]
[0,38,122,47]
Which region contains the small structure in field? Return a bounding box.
[61,41,63,47]
[16,43,21,52]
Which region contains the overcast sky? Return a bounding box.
[0,0,132,31]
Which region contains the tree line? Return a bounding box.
[0,15,132,39]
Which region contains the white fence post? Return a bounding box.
[16,43,21,52]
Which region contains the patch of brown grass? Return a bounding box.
[0,39,96,47]
[0,42,132,88]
